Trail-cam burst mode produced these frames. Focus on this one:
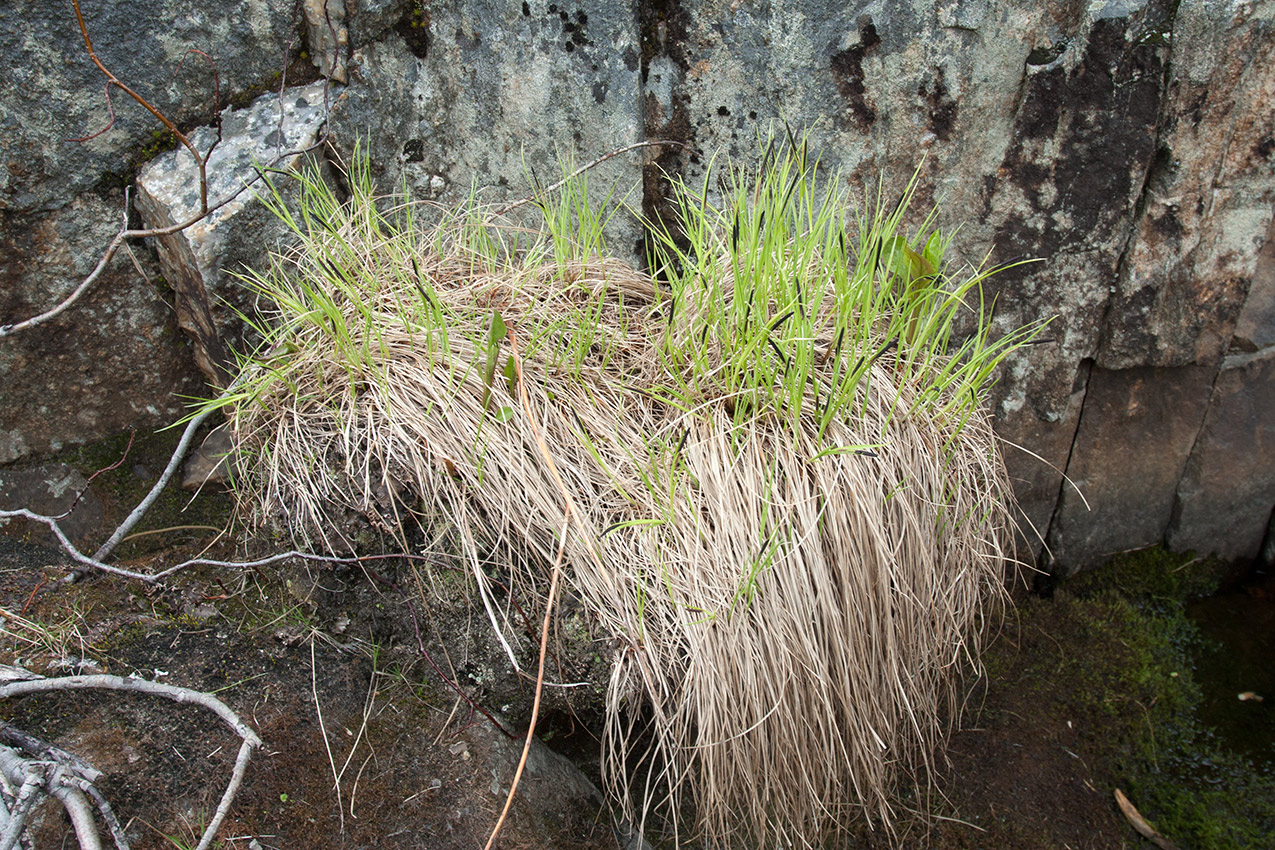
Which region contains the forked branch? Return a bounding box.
[0,671,262,850]
[71,0,211,212]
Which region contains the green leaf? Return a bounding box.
[881,235,934,283]
[921,229,945,273]
[481,311,507,410]
[503,355,518,395]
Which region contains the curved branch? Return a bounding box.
[71,0,208,211]
[0,138,325,339]
[0,674,263,850]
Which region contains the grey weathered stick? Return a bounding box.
[0,755,42,850]
[0,509,390,581]
[0,674,261,850]
[76,780,130,850]
[0,722,102,784]
[45,776,101,850]
[91,403,219,562]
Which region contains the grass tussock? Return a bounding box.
[209,137,1047,847]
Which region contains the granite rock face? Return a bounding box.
[325,1,645,250]
[0,463,104,549]
[1,0,1273,568]
[0,193,201,462]
[1046,364,1216,571]
[1168,348,1275,562]
[0,0,318,458]
[635,0,1273,566]
[0,0,300,215]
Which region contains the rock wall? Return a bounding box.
[1,0,1271,570]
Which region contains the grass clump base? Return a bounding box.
[210,139,1045,848]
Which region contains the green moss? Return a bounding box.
[1065,544,1226,601]
[137,128,180,162]
[1012,548,1275,849]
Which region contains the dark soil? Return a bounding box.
[0,538,618,850]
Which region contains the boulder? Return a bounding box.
[0,463,104,549]
[1098,1,1275,368]
[0,0,326,459]
[134,80,337,384]
[0,0,301,216]
[325,1,645,253]
[1046,364,1216,571]
[0,193,201,462]
[2,0,1273,568]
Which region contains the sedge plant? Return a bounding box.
[205,136,1048,848]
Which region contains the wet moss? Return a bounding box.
[1007,547,1275,849]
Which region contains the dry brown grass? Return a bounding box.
[218,149,1030,848]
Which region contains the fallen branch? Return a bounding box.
[0,671,262,850]
[0,506,398,582]
[92,376,245,563]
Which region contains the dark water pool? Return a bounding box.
[1188,568,1275,774]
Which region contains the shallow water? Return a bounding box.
[1188,567,1275,774]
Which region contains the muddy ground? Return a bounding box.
[0,431,1271,849]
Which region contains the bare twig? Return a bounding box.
[1114,789,1181,850]
[0,508,396,583]
[71,0,210,212]
[91,399,223,562]
[76,780,130,850]
[0,748,104,850]
[0,722,103,784]
[0,765,42,850]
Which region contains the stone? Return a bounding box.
[461,716,621,847]
[303,0,350,84]
[181,424,235,491]
[325,1,644,254]
[1098,1,1275,369]
[1168,348,1275,561]
[134,80,336,383]
[1045,364,1216,571]
[0,0,300,215]
[633,1,1181,571]
[996,360,1088,566]
[345,0,413,48]
[0,463,104,550]
[2,0,1272,567]
[0,194,201,462]
[1,0,314,459]
[1233,218,1275,353]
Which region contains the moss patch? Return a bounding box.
[952,548,1275,849]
